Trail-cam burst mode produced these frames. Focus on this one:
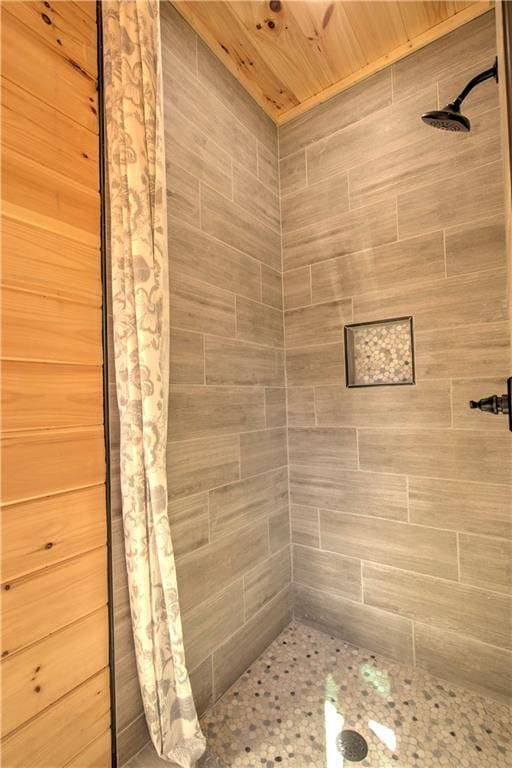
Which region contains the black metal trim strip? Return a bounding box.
[503,1,512,181]
[96,2,118,766]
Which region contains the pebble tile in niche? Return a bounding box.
[124,622,511,767]
[345,318,414,387]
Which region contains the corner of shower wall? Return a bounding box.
[162,0,293,710]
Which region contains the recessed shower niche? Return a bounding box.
[344,317,415,387]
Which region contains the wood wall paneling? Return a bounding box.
[1,1,110,765]
[2,607,109,736]
[1,669,111,768]
[1,217,102,305]
[1,485,107,582]
[1,426,106,504]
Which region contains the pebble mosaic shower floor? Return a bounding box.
[125,622,511,768]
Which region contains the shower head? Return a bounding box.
[421,58,498,133]
[421,103,470,132]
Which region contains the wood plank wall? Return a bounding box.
[1,2,111,766]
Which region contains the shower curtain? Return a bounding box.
[103,2,205,764]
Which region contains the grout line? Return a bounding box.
[284,154,502,232]
[284,301,507,346]
[171,325,285,350]
[285,338,345,351]
[281,167,350,202]
[255,141,260,182]
[174,466,289,532]
[201,332,206,385]
[284,489,467,534]
[174,204,500,286]
[206,490,212,544]
[189,501,285,567]
[277,122,293,585]
[280,217,499,275]
[230,156,234,201]
[210,581,292,679]
[289,460,512,489]
[168,210,279,275]
[234,296,239,339]
[163,43,277,164]
[198,179,203,230]
[297,580,512,657]
[208,653,215,706]
[194,33,199,77]
[237,432,242,480]
[242,572,248,622]
[296,136,499,216]
[169,428,294,450]
[317,511,323,550]
[305,546,510,599]
[231,153,282,201]
[201,179,281,239]
[170,383,285,392]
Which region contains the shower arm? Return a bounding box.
[450,57,498,110]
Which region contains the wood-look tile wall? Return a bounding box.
[164,0,291,710]
[1,2,110,766]
[280,10,512,703]
[110,4,290,763]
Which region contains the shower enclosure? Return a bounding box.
[108,4,511,767]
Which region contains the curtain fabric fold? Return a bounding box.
[103,2,205,764]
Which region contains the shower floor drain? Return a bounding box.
[336,730,369,762]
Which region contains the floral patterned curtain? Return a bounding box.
[102,2,205,764]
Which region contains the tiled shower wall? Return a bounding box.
[111,6,511,765]
[111,2,290,764]
[280,10,511,703]
[163,0,291,711]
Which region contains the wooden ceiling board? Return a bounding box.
[172,1,494,124]
[339,2,407,62]
[184,1,301,111]
[226,1,332,99]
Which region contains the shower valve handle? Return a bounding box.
[468,378,512,432]
[469,394,509,414]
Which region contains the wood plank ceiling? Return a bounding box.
[173,0,494,124]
